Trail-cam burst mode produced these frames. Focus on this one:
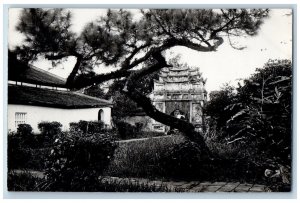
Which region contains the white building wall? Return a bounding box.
[8,104,111,133]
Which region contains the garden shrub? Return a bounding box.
[7,133,32,170]
[7,132,50,170]
[160,140,210,180]
[8,123,48,169]
[26,148,51,170]
[44,132,117,191]
[69,120,104,134]
[203,60,292,184]
[15,124,40,148]
[8,124,34,169]
[38,121,62,143]
[114,120,138,139]
[17,124,33,136]
[114,120,164,140]
[157,139,264,182]
[205,137,277,183]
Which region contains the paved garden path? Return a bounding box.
[12,170,270,192]
[99,176,270,192]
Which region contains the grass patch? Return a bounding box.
[105,134,274,184]
[104,134,186,179]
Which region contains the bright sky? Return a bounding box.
[8,8,292,93]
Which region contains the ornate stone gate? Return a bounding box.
[150,65,207,132]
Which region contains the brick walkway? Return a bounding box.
[99,176,271,192]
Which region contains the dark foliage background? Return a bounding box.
[204,59,292,168]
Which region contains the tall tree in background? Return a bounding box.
[12,8,269,151]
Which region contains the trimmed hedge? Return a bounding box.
[44,132,117,191]
[17,124,33,136]
[16,124,37,148]
[38,121,62,144]
[69,120,105,134]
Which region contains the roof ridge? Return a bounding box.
[72,91,112,105]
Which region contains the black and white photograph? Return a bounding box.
[5,6,293,193]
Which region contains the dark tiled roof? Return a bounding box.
[8,85,112,109]
[9,64,66,88]
[8,53,66,87]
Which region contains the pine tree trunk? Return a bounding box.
[123,65,210,157]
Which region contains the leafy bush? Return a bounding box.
[69,120,104,134]
[17,124,33,136]
[44,132,117,191]
[38,121,62,143]
[7,133,32,170]
[27,148,51,170]
[158,139,268,182]
[7,131,50,170]
[160,141,210,180]
[114,120,166,140]
[15,124,40,148]
[205,59,292,168]
[8,123,48,169]
[114,120,139,139]
[205,137,271,183]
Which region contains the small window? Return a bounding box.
[15,112,27,127]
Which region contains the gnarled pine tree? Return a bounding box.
[13,8,269,154]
